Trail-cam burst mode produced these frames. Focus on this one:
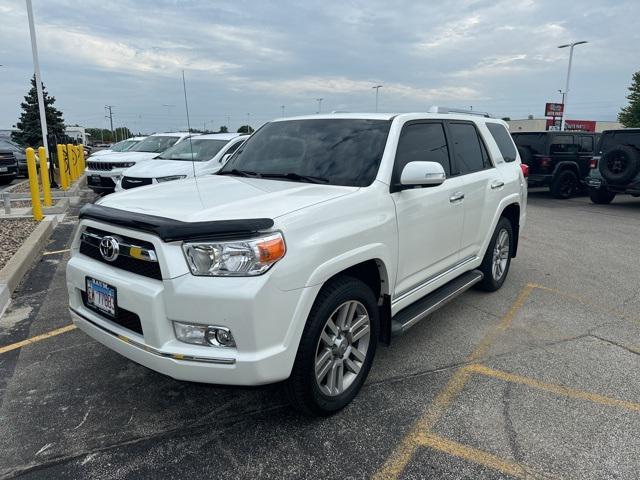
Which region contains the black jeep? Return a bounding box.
[586,129,640,203]
[512,131,598,198]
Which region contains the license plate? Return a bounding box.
[86,277,117,317]
[0,167,7,173]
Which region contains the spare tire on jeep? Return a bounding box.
[599,145,640,184]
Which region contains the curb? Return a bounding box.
[0,216,58,317]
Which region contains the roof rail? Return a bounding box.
[428,106,492,118]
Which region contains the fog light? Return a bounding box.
[173,322,236,348]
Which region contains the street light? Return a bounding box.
[372,85,383,112]
[316,98,323,114]
[558,40,588,131]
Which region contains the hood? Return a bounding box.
[92,151,158,163]
[122,159,215,178]
[97,175,357,222]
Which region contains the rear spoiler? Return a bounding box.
[79,204,274,242]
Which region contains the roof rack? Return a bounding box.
[428,106,492,118]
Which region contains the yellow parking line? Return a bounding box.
[373,284,535,479]
[419,433,552,479]
[42,248,70,256]
[0,324,77,355]
[469,364,640,413]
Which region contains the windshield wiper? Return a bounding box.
[260,172,329,184]
[218,169,262,178]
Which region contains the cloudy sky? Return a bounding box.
[1,0,638,134]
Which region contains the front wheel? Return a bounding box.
[589,187,616,205]
[285,276,379,416]
[477,217,513,292]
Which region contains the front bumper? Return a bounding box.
[86,168,126,192]
[66,241,316,386]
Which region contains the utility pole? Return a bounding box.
[105,105,114,141]
[558,41,588,131]
[26,0,49,157]
[316,98,323,114]
[372,85,382,112]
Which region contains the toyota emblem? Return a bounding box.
[99,236,120,262]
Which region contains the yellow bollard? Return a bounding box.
[76,145,83,177]
[79,144,86,173]
[57,144,69,190]
[38,146,52,207]
[26,148,43,221]
[66,144,77,182]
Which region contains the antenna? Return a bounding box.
[181,70,203,205]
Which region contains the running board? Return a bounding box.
[391,270,483,337]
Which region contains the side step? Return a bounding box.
[391,270,483,337]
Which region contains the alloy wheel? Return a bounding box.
[492,229,510,281]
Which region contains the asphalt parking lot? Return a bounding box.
[1,191,639,479]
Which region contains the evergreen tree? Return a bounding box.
[237,125,254,134]
[12,75,65,147]
[618,71,640,128]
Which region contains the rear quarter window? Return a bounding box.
[486,123,517,162]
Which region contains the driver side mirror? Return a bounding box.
[399,161,446,188]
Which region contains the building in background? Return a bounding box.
[507,118,623,133]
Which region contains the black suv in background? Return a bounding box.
[512,131,598,198]
[586,129,640,204]
[0,147,19,185]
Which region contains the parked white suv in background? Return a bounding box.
[114,133,247,191]
[85,132,193,194]
[89,136,147,159]
[67,111,526,415]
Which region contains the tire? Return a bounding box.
[517,146,533,166]
[477,217,513,292]
[0,175,15,185]
[285,276,379,416]
[550,169,578,199]
[589,187,616,205]
[599,146,640,184]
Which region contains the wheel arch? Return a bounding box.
[500,202,520,258]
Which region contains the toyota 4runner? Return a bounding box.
[66,111,527,415]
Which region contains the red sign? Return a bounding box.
[545,102,564,117]
[545,119,596,132]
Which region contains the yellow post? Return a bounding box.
[38,146,52,207]
[78,144,86,174]
[67,144,77,182]
[26,148,43,221]
[57,144,69,190]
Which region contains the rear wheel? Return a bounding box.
[477,217,513,292]
[550,169,578,199]
[589,187,616,205]
[285,276,379,416]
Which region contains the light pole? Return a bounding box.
[372,85,382,112]
[316,98,323,114]
[25,0,49,157]
[558,41,587,131]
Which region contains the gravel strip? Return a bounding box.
[10,179,66,195]
[0,218,38,271]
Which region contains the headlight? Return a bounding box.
[157,175,186,183]
[120,162,135,168]
[182,232,286,276]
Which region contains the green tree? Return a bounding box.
[618,71,640,128]
[217,125,229,133]
[237,125,254,134]
[12,75,65,146]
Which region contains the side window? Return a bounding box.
[225,140,243,155]
[549,135,576,154]
[448,122,486,175]
[394,123,451,182]
[486,123,517,162]
[579,136,593,153]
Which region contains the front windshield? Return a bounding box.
[111,139,139,152]
[220,119,391,187]
[130,135,180,153]
[157,138,230,162]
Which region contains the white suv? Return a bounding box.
[85,132,192,194]
[67,111,526,415]
[114,133,247,191]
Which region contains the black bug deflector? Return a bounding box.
[79,204,274,242]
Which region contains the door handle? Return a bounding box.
[490,180,505,190]
[449,192,465,203]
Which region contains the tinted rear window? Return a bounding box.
[486,123,517,162]
[448,122,486,175]
[598,131,640,153]
[512,133,547,155]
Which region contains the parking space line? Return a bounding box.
[469,364,640,413]
[0,324,77,355]
[42,248,71,256]
[373,284,536,479]
[419,432,553,479]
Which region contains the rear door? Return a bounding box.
[446,121,504,260]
